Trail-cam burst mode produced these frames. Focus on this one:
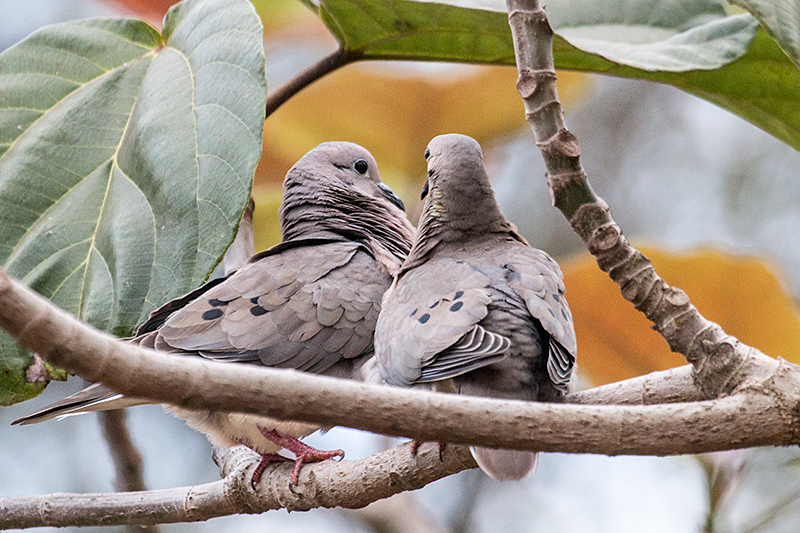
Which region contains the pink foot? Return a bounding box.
[257,426,344,489]
[251,453,292,489]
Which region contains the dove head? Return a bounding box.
[422,133,518,233]
[400,134,523,273]
[280,142,415,274]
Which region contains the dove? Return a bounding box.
[13,142,416,488]
[374,133,576,481]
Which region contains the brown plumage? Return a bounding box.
[13,142,416,487]
[374,134,576,481]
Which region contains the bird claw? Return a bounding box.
[257,425,345,489]
[250,453,292,489]
[409,440,446,461]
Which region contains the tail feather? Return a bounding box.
[470,446,538,481]
[11,383,150,426]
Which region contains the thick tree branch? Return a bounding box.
[505,0,776,398]
[0,270,797,457]
[265,48,361,118]
[0,443,474,529]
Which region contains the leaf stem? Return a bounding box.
[266,48,361,118]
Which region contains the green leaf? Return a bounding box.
[312,0,800,152]
[729,0,800,68]
[0,0,266,405]
[317,0,756,70]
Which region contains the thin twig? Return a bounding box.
[265,48,361,118]
[99,410,162,533]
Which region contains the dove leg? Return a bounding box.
[257,426,344,487]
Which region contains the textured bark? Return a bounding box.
[0,271,797,457]
[0,443,473,528]
[505,0,777,398]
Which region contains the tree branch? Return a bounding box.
[504,0,777,398]
[265,48,361,118]
[0,442,474,529]
[0,270,797,457]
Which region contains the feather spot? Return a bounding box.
[561,308,569,321]
[548,308,555,318]
[453,291,464,300]
[552,293,560,303]
[202,309,223,320]
[250,297,259,304]
[410,308,417,317]
[429,300,439,309]
[208,298,228,307]
[250,305,268,316]
[449,301,464,312]
[418,313,431,324]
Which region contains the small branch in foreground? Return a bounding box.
[0,442,474,529]
[0,270,796,458]
[265,48,361,118]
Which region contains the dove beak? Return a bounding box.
[378,182,406,212]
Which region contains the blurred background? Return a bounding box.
[3,1,800,532]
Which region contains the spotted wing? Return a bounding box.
[152,240,390,374]
[375,258,510,387]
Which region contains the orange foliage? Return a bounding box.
[562,246,800,385]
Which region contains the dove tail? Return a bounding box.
[470,446,538,481]
[11,384,148,426]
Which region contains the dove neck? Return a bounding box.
[401,192,525,274]
[280,185,414,274]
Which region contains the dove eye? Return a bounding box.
[354,159,369,175]
[424,148,431,160]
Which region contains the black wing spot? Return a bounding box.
[552,293,560,303]
[250,296,260,304]
[561,308,569,321]
[202,309,223,321]
[208,298,228,307]
[418,313,430,324]
[548,308,556,318]
[449,301,464,312]
[410,308,417,317]
[250,306,268,316]
[429,300,439,309]
[453,290,464,300]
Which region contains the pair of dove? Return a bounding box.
[14,134,576,484]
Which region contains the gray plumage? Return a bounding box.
[14,142,416,480]
[374,134,576,481]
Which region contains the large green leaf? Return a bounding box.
[317,0,756,69]
[730,0,800,68]
[310,0,800,152]
[0,0,266,405]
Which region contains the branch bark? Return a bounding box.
[0,442,474,528]
[505,0,775,398]
[0,270,797,457]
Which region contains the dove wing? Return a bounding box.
[376,258,510,387]
[155,239,389,374]
[502,247,576,393]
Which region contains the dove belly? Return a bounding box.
[164,406,321,455]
